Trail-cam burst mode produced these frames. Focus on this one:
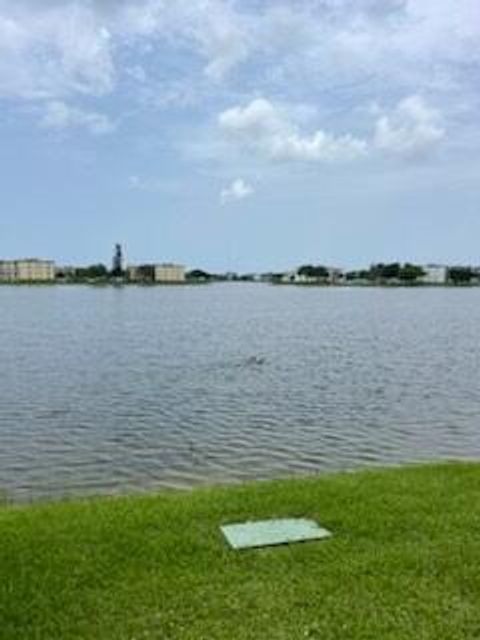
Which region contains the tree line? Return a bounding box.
[346,263,477,285]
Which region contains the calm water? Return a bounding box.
[1,284,480,502]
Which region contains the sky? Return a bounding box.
[0,0,479,272]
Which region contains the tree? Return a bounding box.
[381,263,401,279]
[346,270,370,281]
[297,265,329,279]
[448,267,474,284]
[399,264,425,283]
[359,270,371,280]
[74,264,108,280]
[369,263,401,281]
[187,269,211,281]
[297,265,314,277]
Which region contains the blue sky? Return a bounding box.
[1,0,479,271]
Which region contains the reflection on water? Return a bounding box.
[1,283,480,501]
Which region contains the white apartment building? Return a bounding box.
[154,264,186,283]
[420,265,448,285]
[0,259,55,282]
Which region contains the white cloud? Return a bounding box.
[219,98,368,163]
[219,98,285,137]
[0,0,252,108]
[0,1,478,105]
[374,95,445,156]
[0,0,475,158]
[117,0,251,81]
[248,1,480,127]
[219,95,447,164]
[220,178,254,205]
[0,2,115,100]
[41,101,115,135]
[0,1,477,103]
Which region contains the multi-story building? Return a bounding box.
[0,261,16,281]
[0,259,55,282]
[420,265,448,285]
[327,267,345,285]
[127,263,186,283]
[127,265,155,282]
[126,265,140,282]
[154,264,186,283]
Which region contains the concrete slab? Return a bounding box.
[221,518,331,550]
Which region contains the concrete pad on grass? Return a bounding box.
[221,518,331,550]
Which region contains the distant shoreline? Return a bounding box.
[0,280,209,287]
[1,280,480,288]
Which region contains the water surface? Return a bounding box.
[1,284,479,501]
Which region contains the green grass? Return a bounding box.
[2,463,480,639]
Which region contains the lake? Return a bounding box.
[1,283,480,502]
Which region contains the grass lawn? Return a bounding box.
[2,463,480,639]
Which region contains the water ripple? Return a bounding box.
[1,284,480,501]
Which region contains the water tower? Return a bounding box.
[111,243,124,277]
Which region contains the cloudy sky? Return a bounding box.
[1,0,479,271]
